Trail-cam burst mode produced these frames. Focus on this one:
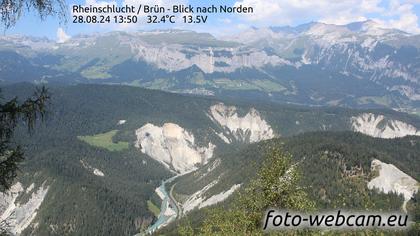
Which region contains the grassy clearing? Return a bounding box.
[212,78,286,92]
[252,79,286,92]
[81,66,112,80]
[213,79,258,90]
[77,130,129,152]
[357,96,392,107]
[143,78,174,90]
[147,200,160,217]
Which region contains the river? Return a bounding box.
[143,175,180,235]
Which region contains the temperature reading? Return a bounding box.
[147,15,175,23]
[182,15,208,24]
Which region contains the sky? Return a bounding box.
[3,0,420,41]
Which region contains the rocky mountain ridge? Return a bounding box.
[1,21,419,112]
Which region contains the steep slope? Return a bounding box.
[182,180,241,214]
[2,84,420,235]
[368,159,418,211]
[352,113,420,138]
[207,103,275,143]
[135,123,215,174]
[0,182,49,235]
[164,132,420,234]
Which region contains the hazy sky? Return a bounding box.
[4,0,420,40]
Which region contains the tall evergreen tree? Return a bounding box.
[0,86,50,192]
[1,0,66,28]
[182,147,314,235]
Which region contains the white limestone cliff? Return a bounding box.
[368,159,418,211]
[182,180,241,214]
[208,103,275,143]
[130,43,291,73]
[117,120,126,125]
[80,160,105,177]
[135,123,215,174]
[351,113,420,138]
[0,182,49,235]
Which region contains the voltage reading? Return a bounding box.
[182,15,208,23]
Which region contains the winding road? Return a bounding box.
[169,183,182,217]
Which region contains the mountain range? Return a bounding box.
[1,20,419,114]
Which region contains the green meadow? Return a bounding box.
[147,200,161,217]
[78,130,129,152]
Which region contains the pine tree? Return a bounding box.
[0,86,50,192]
[183,146,315,235]
[1,0,66,28]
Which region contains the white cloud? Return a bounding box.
[57,28,70,43]
[234,0,382,24]
[376,0,420,33]
[403,0,420,3]
[233,0,420,33]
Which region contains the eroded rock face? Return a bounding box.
[80,160,105,177]
[130,43,291,74]
[368,159,418,211]
[351,113,420,138]
[135,123,215,174]
[0,182,49,235]
[182,179,241,214]
[208,103,275,143]
[117,120,126,125]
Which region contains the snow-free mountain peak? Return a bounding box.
[1,20,419,111]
